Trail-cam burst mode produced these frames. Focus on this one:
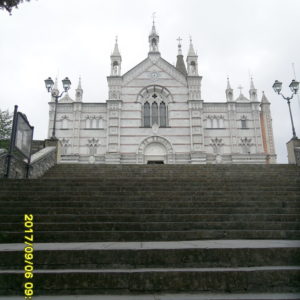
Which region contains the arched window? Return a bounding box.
[61,118,68,129]
[152,102,158,125]
[139,86,171,128]
[219,118,224,128]
[160,102,167,127]
[212,118,218,128]
[144,102,150,127]
[92,118,97,129]
[190,61,196,74]
[112,61,119,75]
[241,117,247,129]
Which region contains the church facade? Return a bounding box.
[48,23,276,164]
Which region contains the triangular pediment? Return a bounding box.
[122,55,187,86]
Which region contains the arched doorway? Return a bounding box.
[137,136,175,164]
[144,142,167,164]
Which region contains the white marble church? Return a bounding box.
[48,22,276,164]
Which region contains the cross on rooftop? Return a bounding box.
[238,85,243,94]
[177,36,182,45]
[152,12,156,24]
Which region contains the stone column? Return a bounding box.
[188,100,205,163]
[106,100,122,163]
[286,138,300,165]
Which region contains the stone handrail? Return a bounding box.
[28,146,57,178]
[0,146,57,179]
[295,147,300,166]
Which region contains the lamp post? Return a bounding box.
[44,77,71,139]
[272,79,299,140]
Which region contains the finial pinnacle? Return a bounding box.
[238,85,243,94]
[177,36,182,45]
[152,12,156,25]
[177,37,183,55]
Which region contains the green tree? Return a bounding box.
[0,109,13,139]
[0,0,31,14]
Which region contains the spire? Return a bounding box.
[77,76,82,90]
[53,77,58,91]
[226,77,232,90]
[110,36,122,76]
[261,91,269,103]
[75,77,83,102]
[111,36,121,57]
[186,36,198,76]
[176,37,187,75]
[177,36,183,55]
[51,77,59,101]
[250,77,255,89]
[249,77,258,101]
[226,77,234,102]
[149,13,159,53]
[187,36,197,57]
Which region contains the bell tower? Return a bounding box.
[110,36,122,76]
[186,37,198,76]
[148,14,159,53]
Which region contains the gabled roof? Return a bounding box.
[122,55,187,86]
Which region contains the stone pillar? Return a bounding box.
[188,100,205,163]
[45,138,62,163]
[286,138,300,165]
[106,100,122,163]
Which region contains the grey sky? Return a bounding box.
[0,0,299,162]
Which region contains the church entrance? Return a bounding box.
[144,142,167,164]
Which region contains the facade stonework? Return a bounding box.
[48,24,276,164]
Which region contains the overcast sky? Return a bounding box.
[1,0,300,163]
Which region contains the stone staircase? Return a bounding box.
[0,164,300,298]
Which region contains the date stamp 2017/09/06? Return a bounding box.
[24,214,34,299]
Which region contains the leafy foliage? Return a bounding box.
[0,0,31,14]
[0,110,13,140]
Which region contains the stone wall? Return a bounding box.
[1,153,28,178]
[28,147,57,178]
[0,139,45,154]
[0,140,59,179]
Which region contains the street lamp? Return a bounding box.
[44,77,71,139]
[272,79,299,140]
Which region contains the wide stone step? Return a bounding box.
[1,190,299,200]
[2,207,300,215]
[1,240,299,270]
[1,177,299,187]
[1,193,299,202]
[1,266,299,295]
[2,230,300,243]
[1,200,299,209]
[2,221,300,231]
[1,214,299,223]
